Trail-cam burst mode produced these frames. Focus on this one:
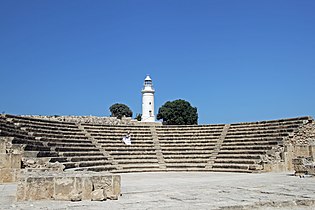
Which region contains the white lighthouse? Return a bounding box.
[141,75,155,122]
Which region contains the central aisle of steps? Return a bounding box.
[155,124,226,171]
[81,123,161,173]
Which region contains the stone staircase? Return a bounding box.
[2,114,115,172]
[211,117,311,173]
[155,124,225,171]
[81,123,161,173]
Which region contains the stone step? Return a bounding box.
[164,158,208,163]
[23,127,84,135]
[39,138,93,144]
[228,124,300,131]
[210,168,253,173]
[116,159,159,164]
[112,168,164,173]
[24,144,51,152]
[119,164,160,170]
[214,159,259,164]
[223,137,283,143]
[112,155,158,160]
[215,154,261,159]
[99,143,155,147]
[165,163,206,168]
[162,150,213,155]
[101,146,156,150]
[59,151,105,157]
[158,136,220,140]
[47,142,95,148]
[66,165,117,172]
[218,150,266,155]
[159,146,216,150]
[220,145,273,150]
[98,141,154,145]
[212,163,262,170]
[50,155,108,163]
[31,132,88,139]
[222,141,279,146]
[63,160,112,169]
[163,154,211,159]
[164,168,212,172]
[55,147,99,152]
[227,128,296,135]
[225,133,289,139]
[109,151,156,155]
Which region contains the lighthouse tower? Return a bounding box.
[141,75,155,122]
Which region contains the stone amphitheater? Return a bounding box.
[1,114,315,209]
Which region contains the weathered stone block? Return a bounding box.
[0,168,18,183]
[16,172,121,201]
[91,189,106,201]
[0,154,10,168]
[77,176,93,200]
[24,177,54,201]
[11,154,22,169]
[54,177,75,200]
[111,175,121,200]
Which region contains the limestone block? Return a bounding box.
[0,154,10,168]
[0,168,17,183]
[16,172,121,201]
[0,139,6,153]
[54,177,75,200]
[111,175,121,200]
[11,154,22,169]
[76,176,93,200]
[91,189,106,201]
[16,177,26,201]
[24,177,54,201]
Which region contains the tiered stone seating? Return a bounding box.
[81,124,160,173]
[155,124,225,171]
[212,117,311,173]
[4,115,116,172]
[1,114,312,174]
[0,115,56,157]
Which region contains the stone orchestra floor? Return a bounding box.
[1,172,315,210]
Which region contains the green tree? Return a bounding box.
[157,99,198,125]
[109,103,133,119]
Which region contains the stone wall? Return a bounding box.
[0,137,23,183]
[284,120,315,171]
[16,171,121,201]
[21,115,139,125]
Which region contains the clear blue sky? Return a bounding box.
[1,0,314,124]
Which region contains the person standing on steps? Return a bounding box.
[122,131,131,145]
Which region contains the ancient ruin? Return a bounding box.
[1,113,315,207]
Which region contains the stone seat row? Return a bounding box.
[227,124,301,132]
[13,122,81,132]
[6,114,77,126]
[19,126,86,135]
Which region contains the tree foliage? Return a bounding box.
[109,103,133,119]
[157,99,198,125]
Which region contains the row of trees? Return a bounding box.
[109,99,198,125]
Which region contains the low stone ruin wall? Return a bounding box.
[17,171,121,201]
[284,121,315,171]
[0,137,23,183]
[292,157,315,176]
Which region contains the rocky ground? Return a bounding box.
[1,172,315,210]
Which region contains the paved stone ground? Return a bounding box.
[1,172,315,210]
